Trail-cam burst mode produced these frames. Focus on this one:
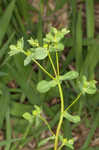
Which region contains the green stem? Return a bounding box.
[54,83,64,150]
[58,144,64,150]
[33,59,55,80]
[64,92,82,112]
[23,51,55,80]
[48,52,57,76]
[40,116,55,136]
[56,51,59,75]
[23,123,32,139]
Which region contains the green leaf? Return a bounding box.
[59,136,74,150]
[24,47,48,65]
[37,71,78,93]
[50,27,69,42]
[84,80,97,94]
[49,80,58,87]
[57,43,64,51]
[60,71,79,81]
[63,111,80,123]
[9,45,19,56]
[9,38,24,56]
[28,38,39,47]
[61,28,70,35]
[33,47,48,60]
[35,116,40,127]
[44,27,69,46]
[37,80,57,93]
[49,43,64,52]
[50,27,58,34]
[78,76,97,95]
[23,112,33,123]
[17,37,24,49]
[37,80,51,93]
[38,136,55,147]
[24,53,34,66]
[45,32,54,42]
[55,32,65,42]
[32,105,42,116]
[65,138,74,149]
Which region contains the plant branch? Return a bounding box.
[33,59,55,80]
[23,51,55,80]
[54,83,64,150]
[56,51,59,76]
[64,92,82,112]
[58,144,64,150]
[48,52,57,76]
[40,116,55,136]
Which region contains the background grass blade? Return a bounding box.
[80,112,99,150]
[0,32,15,59]
[5,108,12,150]
[75,8,83,72]
[81,41,99,79]
[0,138,22,147]
[86,0,95,39]
[0,0,15,47]
[0,85,10,129]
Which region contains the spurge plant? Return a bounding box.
[9,27,97,150]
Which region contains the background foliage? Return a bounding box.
[0,0,99,150]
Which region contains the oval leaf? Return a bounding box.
[49,80,58,87]
[37,80,57,93]
[17,37,24,49]
[33,47,48,60]
[57,43,64,51]
[24,53,34,66]
[63,111,80,123]
[38,136,55,147]
[60,71,79,81]
[28,38,39,47]
[65,139,74,150]
[78,76,97,95]
[84,80,96,94]
[49,43,64,52]
[37,80,51,93]
[23,112,33,123]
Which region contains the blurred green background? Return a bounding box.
[0,0,99,150]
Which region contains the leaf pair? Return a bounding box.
[37,71,79,93]
[28,38,39,48]
[63,111,80,124]
[9,27,69,64]
[38,134,74,149]
[43,27,69,52]
[24,47,48,66]
[59,135,74,150]
[63,138,74,149]
[44,27,69,43]
[48,43,64,52]
[78,76,97,95]
[9,38,24,56]
[23,105,42,123]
